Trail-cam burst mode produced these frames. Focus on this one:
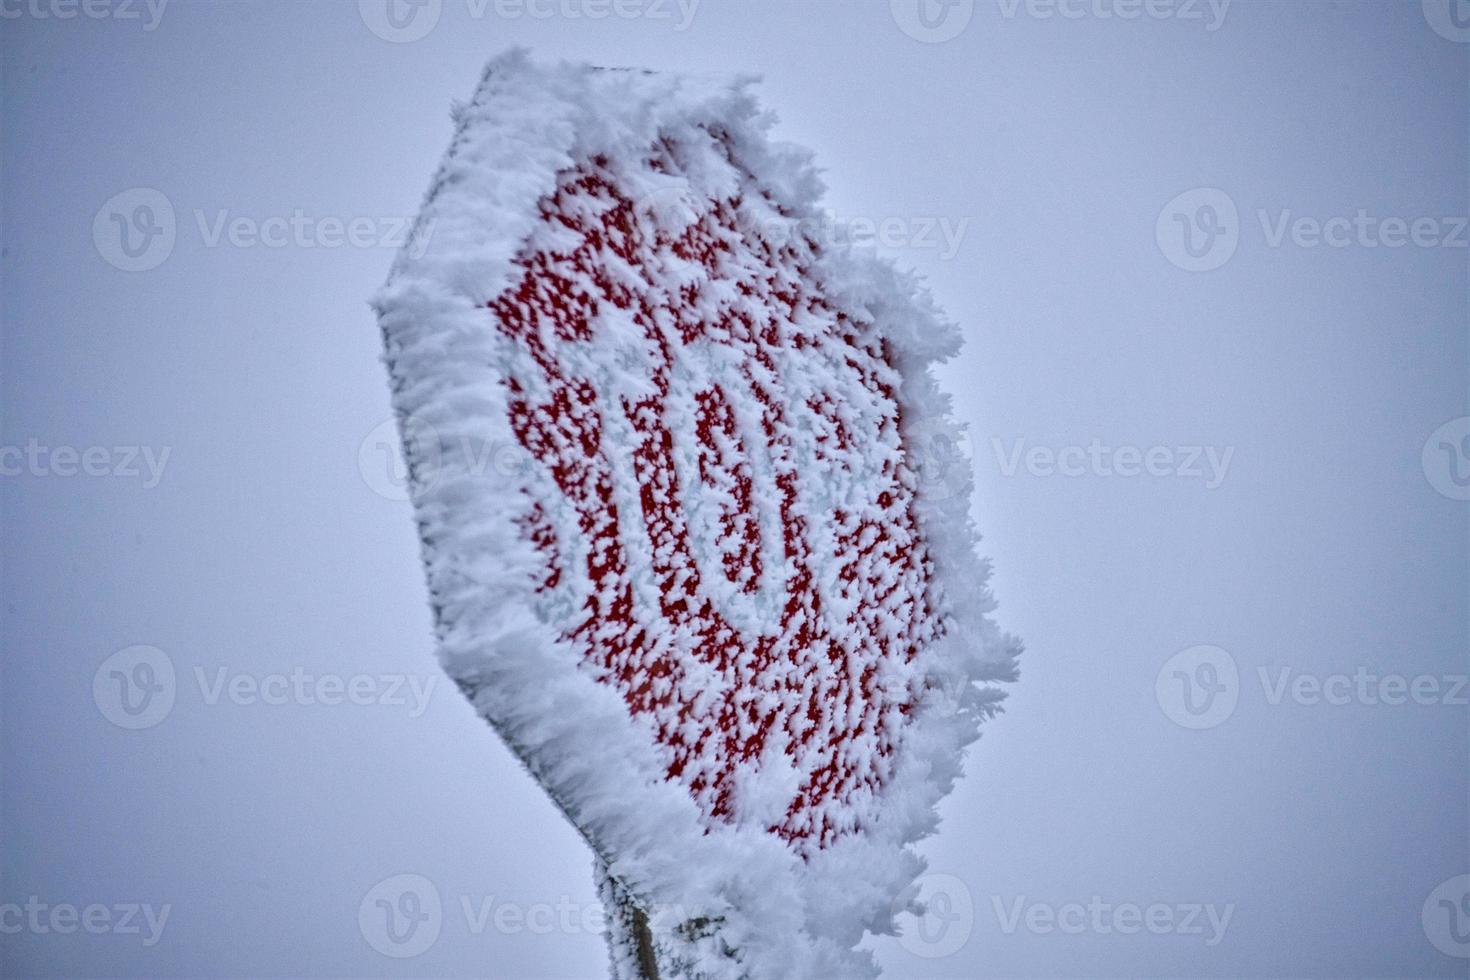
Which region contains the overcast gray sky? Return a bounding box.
[2,1,1467,977]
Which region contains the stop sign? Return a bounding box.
[374,52,1018,979]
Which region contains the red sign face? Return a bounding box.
[489,152,942,851]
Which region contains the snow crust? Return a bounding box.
[372,50,1019,979]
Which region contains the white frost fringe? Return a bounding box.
[372,49,1020,980]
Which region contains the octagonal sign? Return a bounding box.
[372,52,1018,980]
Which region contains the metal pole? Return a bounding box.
[596,860,662,980]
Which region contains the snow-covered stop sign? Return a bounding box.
[373,51,1018,980]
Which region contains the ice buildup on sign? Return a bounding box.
[372,50,1019,980]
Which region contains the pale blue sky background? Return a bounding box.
[2,1,1467,977]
